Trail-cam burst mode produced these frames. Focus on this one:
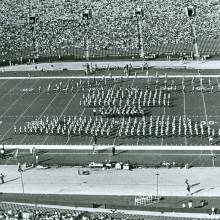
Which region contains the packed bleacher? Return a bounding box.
[0,202,210,220]
[0,0,220,62]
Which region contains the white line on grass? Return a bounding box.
[4,144,220,150]
[0,80,39,119]
[160,107,166,146]
[40,79,72,145]
[18,152,220,156]
[87,79,107,146]
[2,75,220,80]
[182,90,188,146]
[197,69,214,163]
[0,79,24,103]
[17,81,57,144]
[19,79,57,144]
[54,80,86,145]
[0,79,40,140]
[114,77,136,146]
[0,79,9,88]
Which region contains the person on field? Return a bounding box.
[185,179,191,195]
[0,173,5,184]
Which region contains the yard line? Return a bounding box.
[40,79,72,145]
[0,79,9,89]
[19,79,57,144]
[0,79,39,119]
[0,79,40,140]
[197,70,214,162]
[18,80,57,144]
[45,80,86,145]
[182,90,188,146]
[216,77,220,91]
[160,107,166,146]
[65,108,86,145]
[200,89,213,158]
[0,79,24,103]
[114,77,136,146]
[87,79,107,146]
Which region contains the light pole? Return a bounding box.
[135,8,145,58]
[186,5,200,60]
[82,9,92,61]
[29,13,39,62]
[156,171,159,197]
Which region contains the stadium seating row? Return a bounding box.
[0,0,220,61]
[0,202,210,220]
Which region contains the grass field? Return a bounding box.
[1,69,220,147]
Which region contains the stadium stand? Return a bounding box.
[0,202,210,220]
[0,0,220,62]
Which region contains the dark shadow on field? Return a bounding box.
[115,150,128,156]
[4,177,19,184]
[191,188,205,195]
[38,158,51,164]
[23,166,36,172]
[190,182,200,188]
[36,150,49,155]
[16,153,32,159]
[0,137,12,142]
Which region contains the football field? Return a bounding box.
[0,70,220,147]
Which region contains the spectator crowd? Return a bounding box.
[0,0,220,61]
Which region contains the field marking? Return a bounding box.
[0,80,41,140]
[18,79,57,144]
[113,77,136,146]
[39,79,72,145]
[87,79,107,146]
[1,114,220,118]
[0,79,24,103]
[18,152,220,156]
[0,79,39,119]
[0,79,9,89]
[200,83,215,162]
[44,80,86,145]
[18,81,56,144]
[4,144,220,150]
[216,77,220,91]
[182,90,188,146]
[1,75,220,80]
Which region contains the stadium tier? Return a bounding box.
[0,202,210,220]
[0,0,220,61]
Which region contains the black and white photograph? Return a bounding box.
[0,0,220,219]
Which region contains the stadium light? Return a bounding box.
[135,7,144,58]
[135,8,144,17]
[82,9,92,20]
[185,5,200,59]
[186,5,196,18]
[29,13,39,24]
[28,13,39,61]
[82,9,92,61]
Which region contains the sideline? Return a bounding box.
[1,60,220,72]
[4,144,220,150]
[1,74,220,80]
